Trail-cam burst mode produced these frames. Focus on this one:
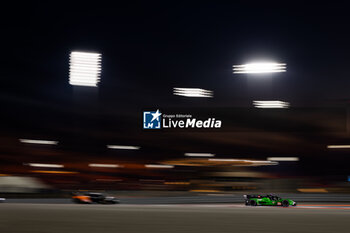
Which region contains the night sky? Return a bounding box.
[1,2,350,177]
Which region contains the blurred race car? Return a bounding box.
[0,198,5,203]
[244,194,296,207]
[72,192,119,204]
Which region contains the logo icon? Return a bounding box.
[143,109,162,129]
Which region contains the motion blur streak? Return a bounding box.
[164,182,190,185]
[69,51,101,87]
[184,153,215,157]
[19,139,58,145]
[173,88,213,98]
[208,158,244,162]
[208,158,273,163]
[297,188,328,193]
[106,145,140,150]
[267,157,299,161]
[30,170,78,174]
[27,163,64,168]
[88,163,121,168]
[208,158,278,165]
[253,100,290,108]
[327,145,350,149]
[233,62,286,74]
[145,164,174,168]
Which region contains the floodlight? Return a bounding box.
[253,100,290,108]
[173,88,213,98]
[233,62,286,74]
[267,157,299,161]
[69,51,101,87]
[107,145,140,150]
[185,153,215,157]
[19,139,58,145]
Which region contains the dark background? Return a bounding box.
[1,2,350,190]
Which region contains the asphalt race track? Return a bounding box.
[5,192,350,204]
[1,203,350,233]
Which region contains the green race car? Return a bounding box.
[244,194,296,207]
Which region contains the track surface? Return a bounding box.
[5,194,350,204]
[1,203,350,233]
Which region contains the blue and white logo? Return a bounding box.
[143,110,162,129]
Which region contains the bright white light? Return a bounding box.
[27,163,64,168]
[253,100,290,108]
[69,51,101,87]
[173,88,213,98]
[267,157,299,161]
[327,145,350,149]
[88,164,121,168]
[107,145,140,150]
[19,139,58,145]
[145,164,174,169]
[185,153,215,157]
[233,62,286,74]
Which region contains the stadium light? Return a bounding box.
[173,88,213,98]
[19,139,58,145]
[107,145,140,150]
[233,62,286,74]
[69,51,102,87]
[267,157,299,161]
[327,145,350,149]
[185,153,215,157]
[253,100,290,108]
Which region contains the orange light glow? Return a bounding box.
[31,170,79,174]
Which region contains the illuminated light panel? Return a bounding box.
[233,62,286,74]
[173,88,213,98]
[19,139,58,145]
[185,153,215,157]
[145,164,174,169]
[267,157,299,161]
[27,163,64,168]
[69,51,102,87]
[88,163,121,168]
[107,145,140,150]
[253,100,290,108]
[327,145,350,149]
[31,170,78,174]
